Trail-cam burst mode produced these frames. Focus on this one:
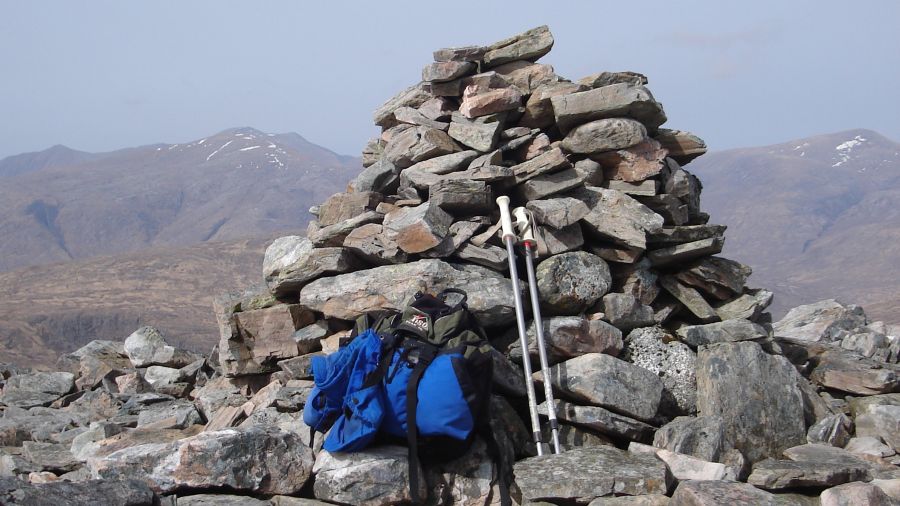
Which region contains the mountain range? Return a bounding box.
[689,128,900,322]
[0,127,897,369]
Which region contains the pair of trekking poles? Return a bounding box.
[496,196,562,456]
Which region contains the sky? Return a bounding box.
[1,1,898,160]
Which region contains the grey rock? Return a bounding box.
[513,445,669,503]
[219,303,316,377]
[394,105,451,130]
[820,482,898,506]
[89,426,313,495]
[447,114,502,152]
[0,408,77,445]
[748,458,869,490]
[511,147,571,184]
[136,400,202,430]
[313,445,424,506]
[509,316,623,366]
[405,149,480,175]
[647,238,724,268]
[489,349,528,398]
[292,322,326,355]
[629,442,727,482]
[383,126,461,168]
[715,289,774,322]
[482,25,554,68]
[535,251,612,314]
[526,197,591,229]
[264,237,359,296]
[773,299,867,343]
[542,400,656,442]
[545,353,664,421]
[623,327,697,416]
[594,138,668,183]
[589,495,670,506]
[639,194,689,226]
[807,413,853,447]
[422,60,475,83]
[177,494,271,506]
[612,259,660,306]
[307,211,384,247]
[433,45,486,62]
[0,476,157,506]
[492,60,559,94]
[654,129,707,165]
[841,331,890,358]
[676,319,768,347]
[459,84,523,118]
[674,257,751,301]
[601,293,656,331]
[521,82,586,128]
[574,186,664,251]
[551,83,667,134]
[372,82,432,127]
[578,71,648,88]
[124,327,199,368]
[426,438,504,506]
[669,480,780,506]
[467,148,503,168]
[653,416,731,462]
[317,191,383,227]
[810,350,899,395]
[382,202,453,254]
[1,372,75,409]
[453,242,508,271]
[535,223,585,256]
[516,167,584,200]
[855,404,900,451]
[660,276,720,323]
[361,137,384,168]
[299,259,518,327]
[429,179,492,214]
[191,376,247,421]
[561,118,648,154]
[845,437,896,459]
[696,342,807,463]
[604,179,659,196]
[646,225,727,247]
[56,340,131,391]
[342,223,408,265]
[574,158,605,186]
[401,163,513,191]
[21,441,81,473]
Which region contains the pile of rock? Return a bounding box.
[1,25,899,505]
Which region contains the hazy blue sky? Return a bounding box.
[1,1,898,160]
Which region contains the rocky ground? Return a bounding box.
[1,25,899,506]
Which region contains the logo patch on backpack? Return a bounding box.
[407,314,429,333]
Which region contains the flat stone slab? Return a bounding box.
[747,458,870,490]
[513,446,669,504]
[541,400,656,442]
[669,480,780,505]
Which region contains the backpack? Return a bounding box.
[303,288,496,502]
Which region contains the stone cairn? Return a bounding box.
[1,25,899,506]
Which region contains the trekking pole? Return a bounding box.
[496,196,545,456]
[513,207,563,455]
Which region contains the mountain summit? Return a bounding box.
[0,128,361,272]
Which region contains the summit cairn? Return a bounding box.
[1,25,898,506]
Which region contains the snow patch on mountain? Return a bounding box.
[832,135,867,167]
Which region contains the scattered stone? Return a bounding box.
[601,293,656,331]
[541,400,655,442]
[653,416,730,462]
[526,197,590,229]
[629,442,727,482]
[669,480,780,506]
[0,477,157,506]
[509,316,623,366]
[773,299,867,342]
[676,319,768,347]
[535,251,612,314]
[820,481,897,506]
[513,446,669,503]
[810,349,900,395]
[748,458,869,490]
[263,237,362,296]
[1,372,75,409]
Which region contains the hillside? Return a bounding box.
[689,129,900,322]
[0,237,270,369]
[0,127,360,272]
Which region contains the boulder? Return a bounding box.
[459,84,522,118]
[696,342,807,463]
[715,289,774,322]
[629,443,727,482]
[659,276,720,323]
[544,353,664,421]
[383,126,460,168]
[382,203,453,254]
[820,481,898,506]
[807,413,853,447]
[511,147,571,184]
[88,426,313,495]
[348,158,400,194]
[550,83,667,133]
[56,340,131,391]
[521,82,586,128]
[316,191,382,227]
[312,445,424,506]
[647,238,724,268]
[810,350,900,395]
[578,71,648,88]
[526,197,591,229]
[447,114,502,152]
[595,139,668,182]
[373,82,431,127]
[422,60,475,83]
[561,118,648,154]
[1,372,75,409]
[433,45,486,63]
[536,223,585,256]
[513,446,669,504]
[219,304,316,377]
[342,224,408,265]
[601,293,656,331]
[574,186,664,251]
[854,403,900,451]
[674,257,751,300]
[263,237,362,296]
[516,167,584,200]
[308,211,384,247]
[428,179,492,214]
[845,437,896,459]
[773,300,867,342]
[654,129,707,165]
[541,400,656,442]
[535,251,612,314]
[623,327,697,416]
[299,259,518,327]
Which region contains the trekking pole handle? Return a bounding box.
[512,207,536,248]
[496,196,517,242]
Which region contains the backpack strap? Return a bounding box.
[404,342,438,504]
